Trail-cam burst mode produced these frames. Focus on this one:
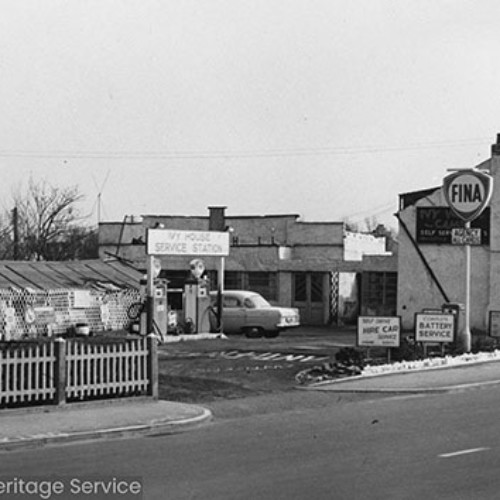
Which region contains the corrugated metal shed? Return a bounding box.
[0,260,142,291]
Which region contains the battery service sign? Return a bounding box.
[415,313,455,343]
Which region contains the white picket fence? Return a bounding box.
[65,338,151,400]
[0,336,157,408]
[0,342,56,405]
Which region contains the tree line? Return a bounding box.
[0,176,98,261]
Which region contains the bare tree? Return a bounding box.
[0,212,13,259]
[343,217,360,232]
[2,175,96,261]
[363,216,380,233]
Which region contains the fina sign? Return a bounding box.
[147,229,230,256]
[443,169,493,222]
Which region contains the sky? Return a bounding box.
[0,0,499,230]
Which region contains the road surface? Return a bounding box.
[2,384,499,499]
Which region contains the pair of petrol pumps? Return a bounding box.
[139,257,217,338]
[143,227,229,339]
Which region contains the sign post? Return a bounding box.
[146,255,161,336]
[357,316,401,362]
[488,311,500,338]
[443,169,493,352]
[415,312,455,356]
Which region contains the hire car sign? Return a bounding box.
[357,316,401,348]
[443,170,493,222]
[147,229,230,256]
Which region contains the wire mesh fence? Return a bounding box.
[0,288,142,340]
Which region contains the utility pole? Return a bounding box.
[12,207,19,260]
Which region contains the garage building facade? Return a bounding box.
[99,208,396,326]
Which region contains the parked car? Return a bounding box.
[210,290,300,338]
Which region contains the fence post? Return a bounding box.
[54,338,67,405]
[147,334,158,399]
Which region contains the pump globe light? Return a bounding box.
[189,258,205,279]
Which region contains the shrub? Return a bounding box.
[335,347,366,368]
[390,336,424,362]
[472,335,498,353]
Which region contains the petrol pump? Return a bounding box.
[183,258,212,333]
[139,277,169,337]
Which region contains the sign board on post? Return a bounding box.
[357,316,401,348]
[147,229,230,256]
[451,227,481,246]
[145,228,230,338]
[415,207,490,245]
[415,313,455,343]
[488,311,500,338]
[442,169,494,353]
[443,170,493,222]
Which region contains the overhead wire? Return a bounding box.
[0,137,490,160]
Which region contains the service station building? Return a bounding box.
[98,208,396,327]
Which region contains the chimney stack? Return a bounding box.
[208,206,226,231]
[491,134,500,156]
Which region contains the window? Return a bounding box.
[294,273,307,302]
[223,296,241,308]
[247,272,277,301]
[206,270,217,290]
[363,272,397,313]
[310,273,324,303]
[224,271,243,290]
[243,298,255,309]
[293,273,324,303]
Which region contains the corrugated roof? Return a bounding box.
[0,260,142,291]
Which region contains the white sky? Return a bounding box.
[0,0,499,229]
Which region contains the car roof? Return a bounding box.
[210,290,259,298]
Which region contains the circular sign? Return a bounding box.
[189,258,205,279]
[443,170,493,222]
[24,307,36,325]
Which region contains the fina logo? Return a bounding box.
[443,169,493,222]
[449,174,485,207]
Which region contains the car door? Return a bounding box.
[221,295,246,334]
[242,296,268,330]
